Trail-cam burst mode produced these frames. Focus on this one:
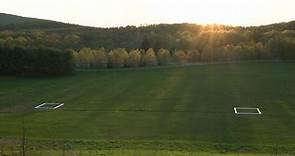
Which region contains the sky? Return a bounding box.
[0,0,294,28]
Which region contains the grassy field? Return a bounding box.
[0,62,295,154]
[2,149,295,156]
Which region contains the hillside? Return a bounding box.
[0,13,39,26]
[0,13,80,30]
[0,13,294,65]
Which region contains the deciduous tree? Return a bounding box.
[93,48,108,68]
[143,48,158,66]
[157,48,171,65]
[128,49,141,67]
[174,50,188,63]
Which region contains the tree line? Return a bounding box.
[0,21,294,52]
[71,38,295,69]
[0,21,295,74]
[0,45,73,76]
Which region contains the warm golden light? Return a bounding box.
[0,0,294,27]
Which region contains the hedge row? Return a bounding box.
[0,45,73,76]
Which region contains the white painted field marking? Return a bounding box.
[53,103,64,109]
[34,103,64,110]
[34,103,46,109]
[233,107,262,115]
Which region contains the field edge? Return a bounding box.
[1,137,295,154]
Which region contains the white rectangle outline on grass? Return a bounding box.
[34,103,64,110]
[234,107,262,115]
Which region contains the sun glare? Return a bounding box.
[0,0,294,27]
[149,0,273,26]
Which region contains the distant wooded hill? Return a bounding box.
[0,13,80,30]
[0,13,294,51]
[1,13,295,72]
[0,13,39,26]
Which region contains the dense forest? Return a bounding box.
[0,13,295,74]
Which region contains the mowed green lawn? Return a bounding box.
[0,62,295,152]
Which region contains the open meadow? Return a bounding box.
[0,62,295,155]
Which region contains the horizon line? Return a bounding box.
[1,12,294,29]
